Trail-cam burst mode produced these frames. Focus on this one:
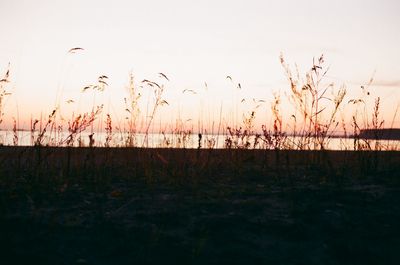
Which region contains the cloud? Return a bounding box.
[370,80,400,87]
[347,79,400,88]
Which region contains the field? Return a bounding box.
[1,1,400,263]
[1,146,400,264]
[1,53,400,264]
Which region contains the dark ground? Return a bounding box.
[0,147,400,265]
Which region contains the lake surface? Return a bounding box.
[1,131,399,150]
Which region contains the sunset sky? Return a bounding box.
[1,0,400,131]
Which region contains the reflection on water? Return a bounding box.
[1,131,399,150]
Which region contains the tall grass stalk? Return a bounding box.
[124,73,141,147]
[0,65,11,131]
[142,76,169,147]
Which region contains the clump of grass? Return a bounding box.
[174,124,192,149]
[32,109,57,146]
[142,75,169,147]
[160,131,171,147]
[225,127,246,149]
[348,77,385,151]
[12,117,18,146]
[82,75,109,93]
[225,101,259,149]
[83,75,108,135]
[371,97,384,150]
[202,131,217,149]
[206,136,216,149]
[62,105,103,146]
[104,113,113,147]
[124,73,141,147]
[158,118,193,148]
[280,54,346,150]
[1,52,399,151]
[258,94,287,149]
[0,65,11,129]
[271,93,286,149]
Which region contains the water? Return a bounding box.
[1,130,399,150]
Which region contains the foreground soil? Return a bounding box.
[1,147,400,265]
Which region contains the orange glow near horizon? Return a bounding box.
[1,0,400,136]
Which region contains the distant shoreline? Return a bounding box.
[359,128,400,140]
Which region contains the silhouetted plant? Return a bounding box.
[34,109,57,146]
[280,54,346,150]
[104,113,113,147]
[142,75,169,147]
[62,105,103,146]
[0,65,11,130]
[124,73,141,147]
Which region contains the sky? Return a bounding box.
[1,0,400,131]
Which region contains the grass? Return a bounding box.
[0,64,11,131]
[123,72,141,147]
[0,54,400,264]
[0,54,397,150]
